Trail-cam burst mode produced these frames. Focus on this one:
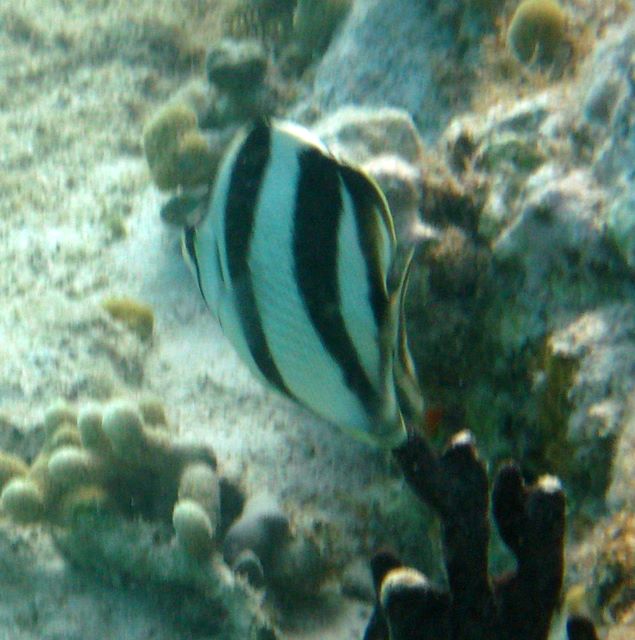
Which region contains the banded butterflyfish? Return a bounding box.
[181,118,423,449]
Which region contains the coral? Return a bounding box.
[606,192,635,271]
[101,296,155,342]
[0,451,28,491]
[529,305,635,515]
[0,477,45,523]
[507,0,567,65]
[589,511,635,626]
[432,84,634,515]
[405,223,492,427]
[159,188,210,227]
[312,106,428,243]
[0,399,330,636]
[142,102,219,191]
[173,499,216,560]
[203,43,274,126]
[222,0,296,51]
[223,493,290,571]
[206,38,269,93]
[223,492,327,599]
[221,0,352,66]
[137,395,168,426]
[476,132,547,173]
[1,399,221,527]
[0,399,276,639]
[291,0,352,62]
[203,38,278,126]
[363,430,599,640]
[143,37,278,194]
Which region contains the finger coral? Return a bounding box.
[0,399,332,637]
[363,430,599,640]
[0,399,275,639]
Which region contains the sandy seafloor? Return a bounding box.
[0,1,395,638]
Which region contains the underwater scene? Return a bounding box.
[0,0,634,638]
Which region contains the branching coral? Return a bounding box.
[0,399,330,638]
[363,430,599,640]
[0,402,275,640]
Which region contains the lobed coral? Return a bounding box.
[223,492,325,600]
[0,399,326,638]
[142,0,354,196]
[142,102,220,191]
[363,430,599,640]
[143,37,278,198]
[221,0,351,70]
[507,0,567,66]
[204,37,277,125]
[101,296,155,342]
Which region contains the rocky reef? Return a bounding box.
[1,0,635,638]
[136,2,635,634]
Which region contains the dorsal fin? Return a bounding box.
[389,222,443,426]
[393,250,424,423]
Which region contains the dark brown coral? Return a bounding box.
[364,430,599,640]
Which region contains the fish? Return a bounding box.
[181,118,423,448]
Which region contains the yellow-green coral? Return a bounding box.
[1,401,80,523]
[101,296,155,341]
[507,0,566,65]
[43,399,78,436]
[77,404,112,455]
[1,399,218,531]
[173,499,215,560]
[58,484,113,523]
[0,399,328,634]
[138,396,168,427]
[142,102,217,191]
[100,401,150,461]
[47,446,101,490]
[0,451,28,491]
[1,477,45,523]
[178,461,221,527]
[0,399,272,637]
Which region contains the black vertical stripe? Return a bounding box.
[294,147,379,416]
[224,120,293,397]
[339,165,391,330]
